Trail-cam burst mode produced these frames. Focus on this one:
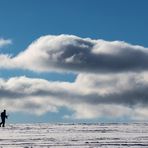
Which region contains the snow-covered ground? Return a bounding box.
[0,123,147,148]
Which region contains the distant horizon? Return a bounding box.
[15,121,148,124]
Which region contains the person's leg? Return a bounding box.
[2,119,5,127]
[0,119,2,127]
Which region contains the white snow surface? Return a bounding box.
[0,123,147,147]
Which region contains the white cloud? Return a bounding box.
[0,34,148,121]
[0,34,148,73]
[1,73,148,120]
[0,38,12,47]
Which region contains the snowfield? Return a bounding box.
[0,123,147,147]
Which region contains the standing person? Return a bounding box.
[0,110,8,127]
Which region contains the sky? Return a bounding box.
[0,0,148,123]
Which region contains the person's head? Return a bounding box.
[4,110,6,113]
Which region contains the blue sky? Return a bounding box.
[0,0,148,123]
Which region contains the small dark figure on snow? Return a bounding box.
[0,110,8,127]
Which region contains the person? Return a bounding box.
[0,110,8,127]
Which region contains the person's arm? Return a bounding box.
[5,114,8,118]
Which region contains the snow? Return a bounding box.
[0,123,147,147]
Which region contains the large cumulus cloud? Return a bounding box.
[1,34,148,121]
[0,34,148,73]
[0,73,148,120]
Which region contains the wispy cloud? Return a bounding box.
[0,38,12,48]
